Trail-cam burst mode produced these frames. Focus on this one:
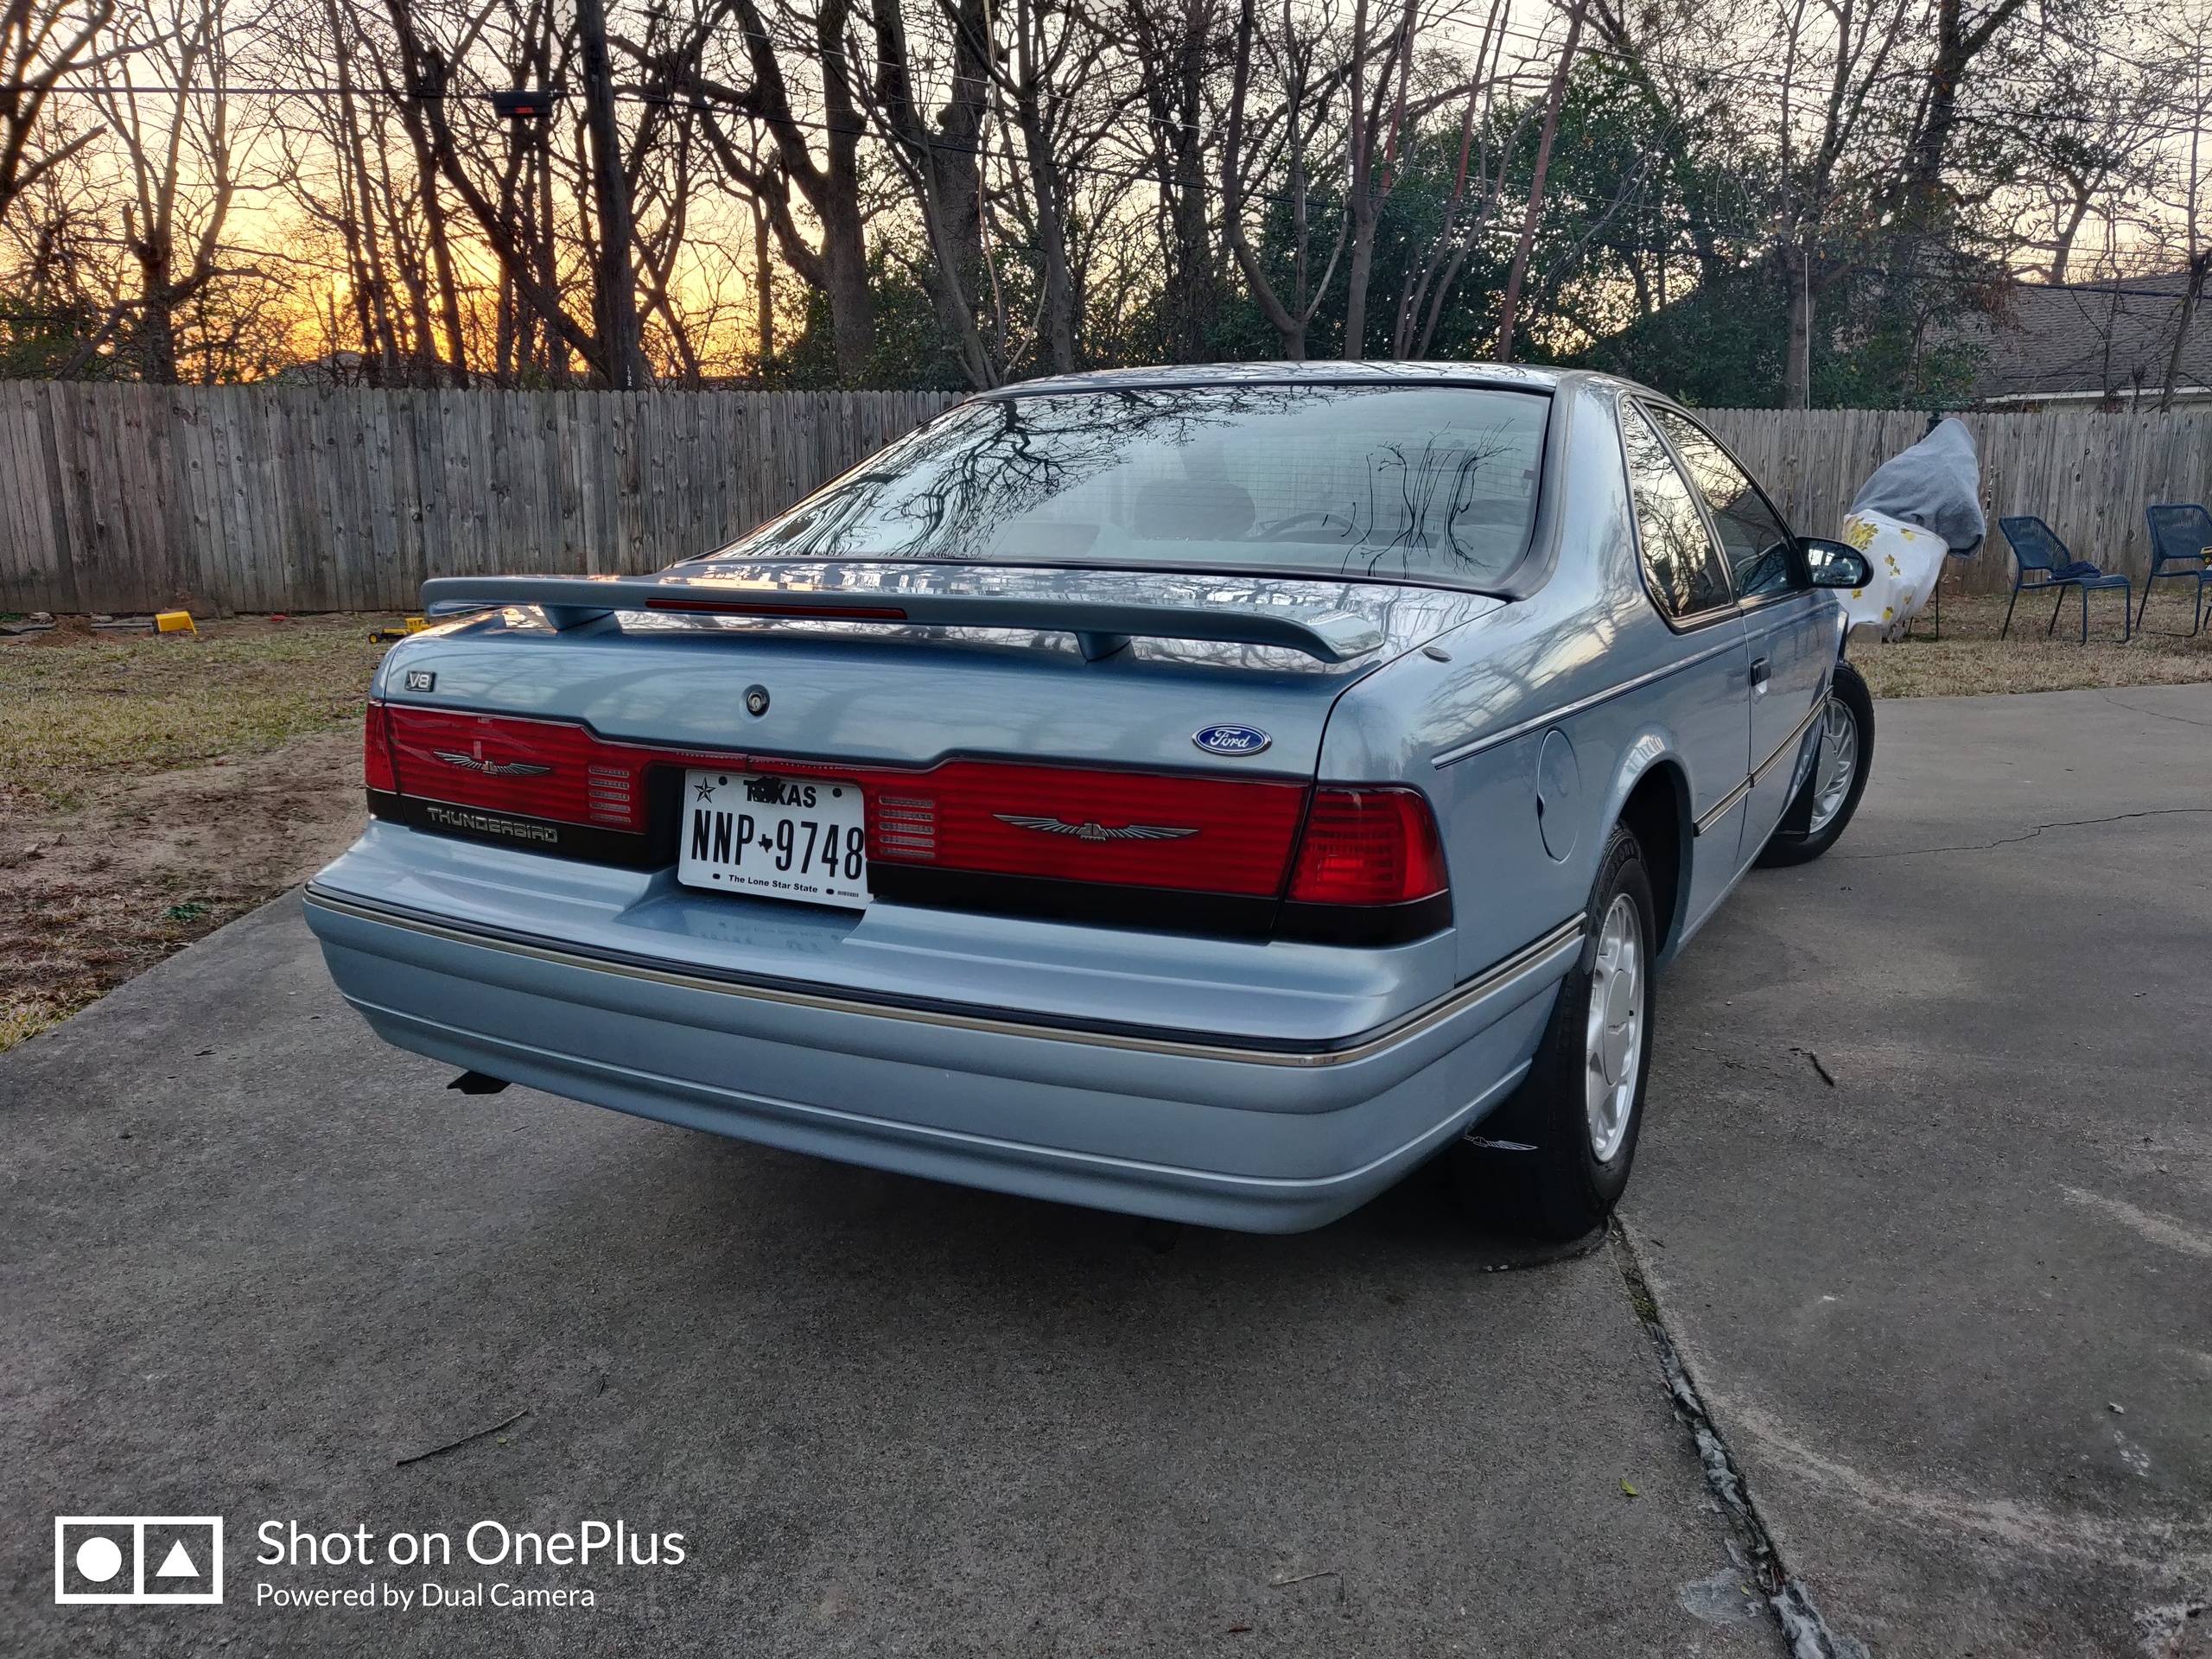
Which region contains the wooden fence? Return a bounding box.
[0,384,959,615]
[4,383,2209,613]
[1700,405,2212,595]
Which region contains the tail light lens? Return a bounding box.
[1287,786,1449,906]
[366,704,1448,938]
[363,699,397,792]
[379,707,652,831]
[815,760,1308,896]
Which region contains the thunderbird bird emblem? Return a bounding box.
[433,749,553,779]
[994,814,1200,842]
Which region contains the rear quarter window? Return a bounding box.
[1647,407,1805,601]
[1618,402,1733,620]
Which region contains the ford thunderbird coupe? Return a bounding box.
[306,364,1876,1237]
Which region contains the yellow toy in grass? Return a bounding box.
[155,610,196,634]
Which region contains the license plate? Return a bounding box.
[678,769,870,908]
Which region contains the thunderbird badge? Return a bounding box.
[432,750,553,779]
[994,815,1200,842]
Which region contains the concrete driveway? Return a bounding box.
[3,683,2208,1658]
[1630,682,2212,1657]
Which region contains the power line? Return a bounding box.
[13,0,2202,131]
[5,25,2193,299]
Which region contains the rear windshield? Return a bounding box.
[723,385,1550,589]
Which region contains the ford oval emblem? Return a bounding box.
[1193,724,1272,757]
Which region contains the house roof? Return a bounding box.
[1964,273,2212,404]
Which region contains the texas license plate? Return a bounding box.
[678,769,870,908]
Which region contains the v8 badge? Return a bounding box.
[403,669,436,693]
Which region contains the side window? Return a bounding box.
[1619,403,1732,620]
[1649,409,1804,600]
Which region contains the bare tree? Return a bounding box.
[1762,0,1918,407]
[1886,0,2034,283]
[1221,0,1349,357]
[854,0,996,384]
[1959,7,2177,293]
[1336,0,1412,355]
[2020,56,2171,283]
[996,0,1109,370]
[2,0,117,226]
[1099,0,1227,360]
[575,0,645,384]
[936,0,1124,374]
[1494,0,1586,361]
[0,0,2201,397]
[1390,2,1531,359]
[665,0,879,381]
[2155,10,2212,410]
[378,0,606,379]
[91,0,268,381]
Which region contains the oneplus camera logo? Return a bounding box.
[54,1516,223,1605]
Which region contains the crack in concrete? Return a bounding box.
[1610,1222,1869,1659]
[1834,805,2212,861]
[2099,689,2212,730]
[1614,1225,2212,1645]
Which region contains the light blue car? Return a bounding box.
[306,364,1876,1237]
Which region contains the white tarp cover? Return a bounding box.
[1833,417,1986,642]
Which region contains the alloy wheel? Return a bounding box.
[1584,893,1643,1163]
[1807,696,1859,836]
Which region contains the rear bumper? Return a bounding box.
[304,888,1577,1232]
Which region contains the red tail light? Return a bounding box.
[809,760,1308,896]
[379,707,653,832]
[364,699,397,792]
[367,704,1446,933]
[1287,786,1449,906]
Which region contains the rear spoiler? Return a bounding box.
[420,575,1387,664]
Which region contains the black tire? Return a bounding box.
[1449,823,1658,1241]
[1758,658,1875,868]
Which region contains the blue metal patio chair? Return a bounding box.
[2139,504,2212,637]
[1998,516,2133,644]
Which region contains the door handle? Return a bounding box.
[1749,657,1771,691]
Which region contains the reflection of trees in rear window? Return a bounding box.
[733,385,1548,589]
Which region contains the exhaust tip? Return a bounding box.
[446,1070,512,1096]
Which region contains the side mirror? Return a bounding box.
[1802,537,1872,590]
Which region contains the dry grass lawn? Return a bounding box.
[1853,589,2212,698]
[2,586,2209,1056]
[0,615,397,1052]
[0,614,395,812]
